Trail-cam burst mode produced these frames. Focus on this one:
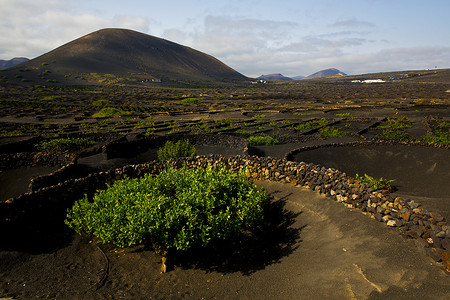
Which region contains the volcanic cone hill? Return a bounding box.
[305,68,346,79]
[5,28,247,84]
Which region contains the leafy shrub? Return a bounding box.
[252,114,266,119]
[422,131,450,144]
[335,112,352,117]
[179,97,202,105]
[294,118,329,130]
[356,173,395,191]
[378,117,412,129]
[92,107,129,118]
[248,135,280,146]
[36,137,95,153]
[92,99,110,106]
[318,126,344,138]
[157,140,196,161]
[65,166,268,271]
[380,129,410,139]
[41,95,61,101]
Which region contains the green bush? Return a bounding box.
[248,135,280,146]
[295,118,329,130]
[318,126,345,138]
[335,112,352,117]
[65,166,268,271]
[41,95,61,101]
[179,97,202,105]
[92,99,110,106]
[380,129,410,139]
[378,117,412,129]
[157,140,196,161]
[422,131,450,144]
[36,137,95,153]
[92,107,129,118]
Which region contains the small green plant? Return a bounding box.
[36,137,95,153]
[378,117,412,139]
[157,140,196,161]
[335,112,352,117]
[380,129,409,139]
[179,97,202,105]
[65,166,268,272]
[248,135,280,146]
[295,118,329,130]
[356,173,395,191]
[318,126,344,138]
[144,127,156,136]
[92,107,129,118]
[187,120,213,133]
[252,114,267,119]
[168,128,181,135]
[236,129,251,134]
[422,131,450,144]
[379,117,412,129]
[41,95,61,101]
[92,99,110,106]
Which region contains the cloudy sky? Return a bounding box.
[2,0,450,77]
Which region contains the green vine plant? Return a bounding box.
[65,166,268,273]
[355,173,395,191]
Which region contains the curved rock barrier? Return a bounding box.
[1,154,449,271]
[0,151,76,170]
[104,133,248,159]
[28,134,249,192]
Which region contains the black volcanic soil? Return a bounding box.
[0,166,59,202]
[1,180,449,299]
[291,144,450,199]
[0,75,449,298]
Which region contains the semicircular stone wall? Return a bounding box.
[1,151,449,269]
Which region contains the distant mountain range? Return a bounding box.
[256,68,346,81]
[0,57,29,70]
[2,28,246,84]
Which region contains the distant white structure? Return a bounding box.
[352,79,385,83]
[251,79,267,84]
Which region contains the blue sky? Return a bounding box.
[1,0,450,77]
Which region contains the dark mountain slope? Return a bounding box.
[5,29,246,84]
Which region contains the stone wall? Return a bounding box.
[0,151,76,170]
[29,133,248,191]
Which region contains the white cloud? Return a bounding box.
[0,0,151,58]
[331,17,375,28]
[1,2,449,78]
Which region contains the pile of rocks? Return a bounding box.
[1,153,449,272]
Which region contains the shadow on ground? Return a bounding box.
[163,193,302,275]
